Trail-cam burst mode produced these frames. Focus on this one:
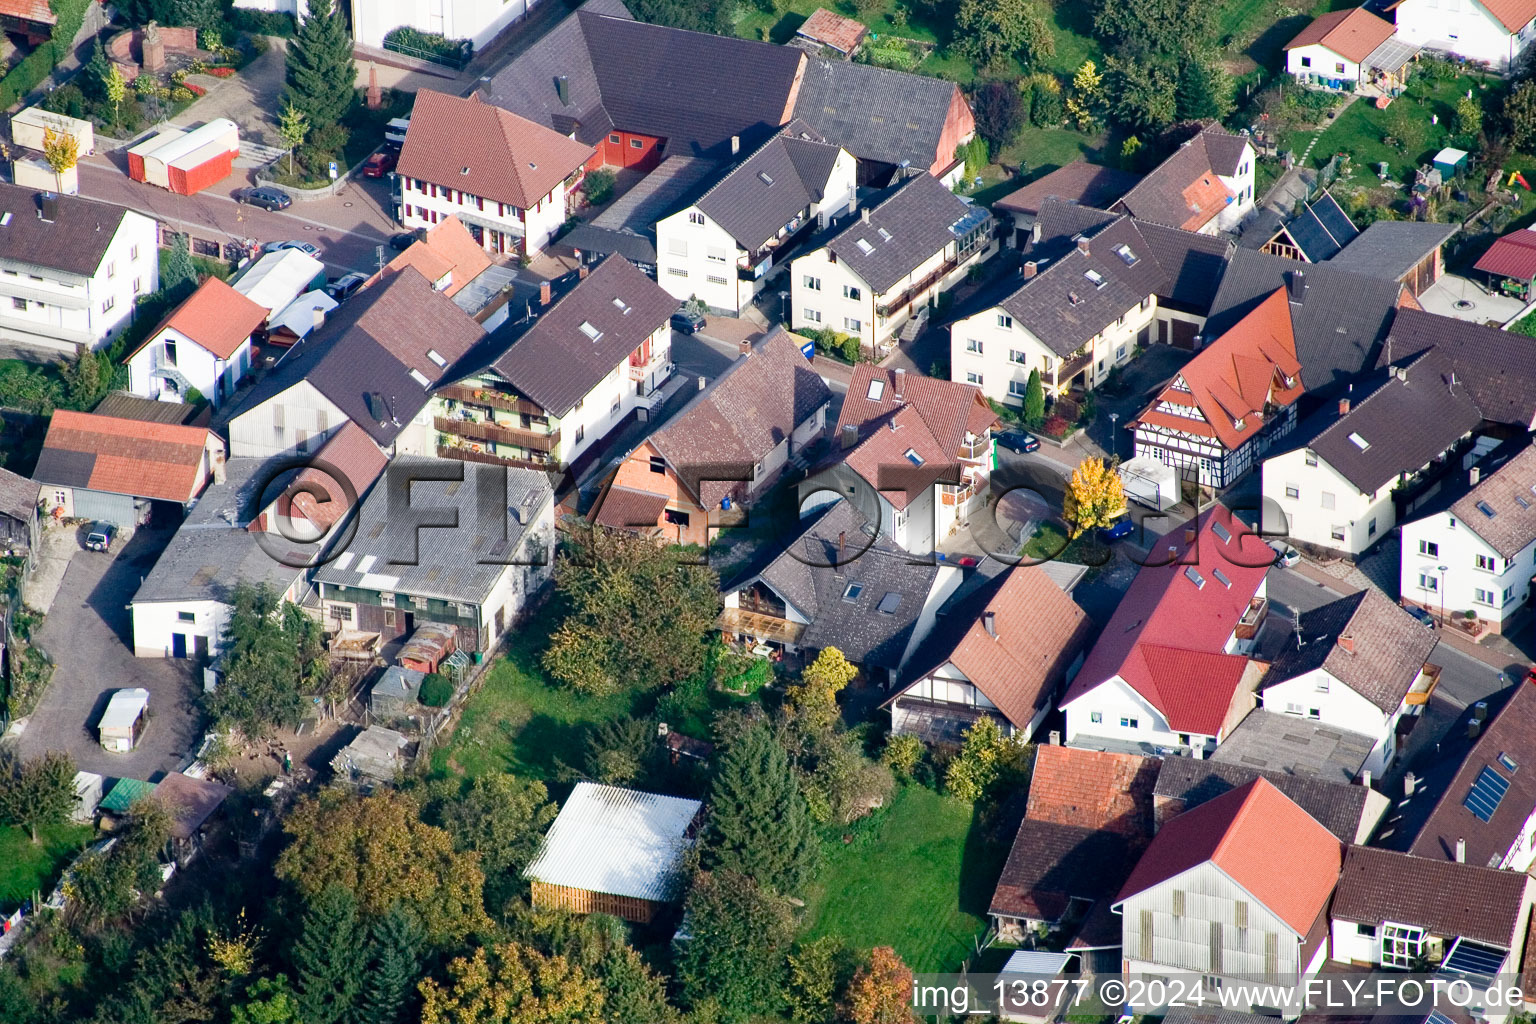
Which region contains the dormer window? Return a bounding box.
[579,321,602,341]
[1084,269,1105,288]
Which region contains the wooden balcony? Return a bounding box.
[718,607,806,645]
[1234,596,1268,641]
[958,435,991,461]
[876,257,960,320]
[436,416,560,452]
[437,384,546,418]
[436,443,557,473]
[1055,351,1093,385]
[1406,663,1441,706]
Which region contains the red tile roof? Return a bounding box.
[1115,777,1343,935]
[381,216,493,298]
[592,484,670,531]
[1479,0,1536,33]
[398,90,594,209]
[0,0,55,24]
[796,7,868,54]
[1474,228,1536,283]
[1283,7,1395,64]
[284,422,387,530]
[1026,744,1159,837]
[35,410,217,503]
[131,277,268,362]
[1133,288,1303,451]
[1061,503,1270,736]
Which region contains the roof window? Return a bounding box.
[877,592,901,614]
[1212,568,1233,589]
[1068,292,1081,305]
[408,369,430,388]
[1084,269,1105,288]
[612,297,630,314]
[1212,522,1232,544]
[904,448,924,467]
[1115,244,1137,265]
[1348,432,1370,451]
[842,583,864,602]
[1477,500,1497,518]
[1185,566,1206,589]
[877,227,892,242]
[855,238,874,255]
[758,171,774,186]
[426,349,447,367]
[1517,495,1531,510]
[866,379,886,401]
[579,321,603,342]
[1499,752,1519,773]
[460,167,470,175]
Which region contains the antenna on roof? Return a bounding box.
[1449,371,1459,394]
[1293,606,1304,648]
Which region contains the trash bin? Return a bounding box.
[473,651,483,665]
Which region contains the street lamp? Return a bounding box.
[779,290,789,324]
[1108,412,1120,459]
[1437,564,1448,623]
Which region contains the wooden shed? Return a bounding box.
[398,621,458,674]
[524,782,702,924]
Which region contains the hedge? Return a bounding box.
[227,8,296,36]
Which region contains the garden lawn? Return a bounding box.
[802,785,1005,973]
[429,613,647,783]
[0,822,93,910]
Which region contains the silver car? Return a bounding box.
[1267,539,1301,568]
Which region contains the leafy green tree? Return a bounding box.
[1383,97,1429,155]
[543,522,720,696]
[418,942,605,1024]
[784,646,856,736]
[1175,52,1235,122]
[428,772,556,909]
[786,936,854,1024]
[972,80,1028,151]
[105,62,128,128]
[1105,53,1179,132]
[582,716,663,787]
[1509,82,1536,150]
[701,723,816,894]
[171,0,221,30]
[62,342,109,410]
[1455,95,1484,142]
[291,883,364,1024]
[1022,368,1046,426]
[161,233,199,300]
[85,38,112,102]
[801,732,894,826]
[945,716,1033,802]
[955,0,1055,71]
[598,946,678,1024]
[205,584,324,738]
[66,799,172,927]
[627,0,732,33]
[232,975,303,1024]
[0,750,76,842]
[276,103,309,177]
[1093,0,1216,56]
[676,871,796,1022]
[284,0,355,131]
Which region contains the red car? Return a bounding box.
[362,151,397,178]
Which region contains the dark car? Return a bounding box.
[327,272,369,301]
[84,522,116,552]
[1098,518,1135,543]
[994,429,1041,454]
[362,151,397,178]
[389,231,420,251]
[671,309,706,335]
[1405,605,1437,629]
[234,186,292,211]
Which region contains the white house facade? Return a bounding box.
[399,175,568,259]
[1394,0,1536,70]
[350,0,536,51]
[1262,445,1394,558]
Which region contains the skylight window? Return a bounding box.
[904,448,924,467]
[758,171,774,186]
[1084,269,1105,288]
[1212,522,1232,544]
[877,227,892,242]
[877,592,902,614]
[1478,500,1497,518]
[579,321,603,342]
[1212,568,1233,589]
[612,297,630,313]
[867,379,886,401]
[408,368,431,388]
[1348,432,1370,451]
[1518,496,1531,510]
[427,349,447,367]
[1185,567,1206,589]
[842,583,864,602]
[1500,752,1519,773]
[1464,765,1511,822]
[855,238,874,255]
[1115,244,1138,265]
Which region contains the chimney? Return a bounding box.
[1456,838,1466,863]
[1394,366,1408,383]
[1471,466,1481,486]
[555,75,569,105]
[860,208,870,225]
[37,192,57,223]
[578,264,588,280]
[983,610,997,639]
[1473,700,1488,721]
[212,450,226,485]
[1404,771,1418,797]
[1287,270,1306,304]
[1048,730,1061,746]
[1338,397,1350,416]
[1075,236,1090,255]
[731,135,740,156]
[313,306,326,330]
[837,531,846,560]
[1362,769,1372,789]
[697,375,706,391]
[894,367,906,398]
[1023,261,1038,280]
[1468,718,1483,740]
[1338,634,1355,654]
[539,280,551,306]
[1184,527,1196,545]
[841,423,858,449]
[739,337,752,357]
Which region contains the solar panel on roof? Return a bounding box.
[1464,765,1511,822]
[1287,209,1343,262]
[1426,1011,1459,1024]
[1441,940,1508,980]
[1311,193,1360,246]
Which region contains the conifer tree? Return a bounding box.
[284,0,355,131]
[290,883,363,1024]
[353,904,424,1024]
[161,233,198,300]
[701,724,815,894]
[1022,369,1045,427]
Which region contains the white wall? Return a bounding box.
[1400,509,1536,629]
[1287,44,1361,84]
[350,0,533,51]
[128,326,251,408]
[1260,667,1397,776]
[227,379,347,459]
[399,176,566,257]
[1063,675,1193,750]
[656,213,747,314]
[1395,0,1535,69]
[1214,147,1257,232]
[550,322,671,466]
[1263,447,1392,556]
[132,598,231,659]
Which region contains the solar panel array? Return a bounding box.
[1441,940,1507,981]
[1464,765,1511,822]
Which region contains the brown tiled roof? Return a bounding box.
[994,161,1142,217]
[0,0,56,24]
[592,484,669,531]
[795,7,868,54]
[398,90,594,209]
[990,819,1134,922]
[1116,778,1342,935]
[650,326,831,508]
[93,392,205,425]
[382,216,493,299]
[152,772,232,842]
[1284,7,1395,63]
[0,465,35,522]
[132,277,267,361]
[1381,307,1536,428]
[1113,130,1249,232]
[33,410,216,503]
[1451,444,1536,558]
[285,422,387,530]
[1026,744,1159,837]
[0,182,130,276]
[1264,589,1439,714]
[1332,845,1529,947]
[1153,758,1373,843]
[1409,675,1536,867]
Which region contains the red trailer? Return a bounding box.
[127,119,239,196]
[168,143,235,196]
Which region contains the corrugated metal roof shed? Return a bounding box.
[523,782,702,902]
[1001,950,1075,975]
[99,776,155,815]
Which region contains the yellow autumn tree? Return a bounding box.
[785,646,858,735]
[1062,456,1126,537]
[41,127,78,193]
[419,943,605,1024]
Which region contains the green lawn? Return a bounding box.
[1304,75,1499,185]
[0,823,93,910]
[802,786,1006,973]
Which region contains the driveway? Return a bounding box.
[170,39,286,149]
[13,524,202,779]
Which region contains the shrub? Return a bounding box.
[228,9,297,35]
[382,26,471,65]
[206,66,236,78]
[1042,413,1070,437]
[417,673,452,707]
[721,658,771,695]
[172,86,196,103]
[41,84,86,119]
[583,167,617,205]
[880,733,924,780]
[183,386,204,406]
[839,334,861,363]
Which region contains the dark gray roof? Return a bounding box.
[488,255,676,416]
[791,57,962,172]
[994,161,1142,220]
[0,466,34,522]
[1308,350,1483,493]
[93,392,204,425]
[1152,758,1372,842]
[1237,207,1284,250]
[311,456,552,605]
[823,173,976,294]
[129,458,308,605]
[1210,709,1374,784]
[1330,220,1458,281]
[1132,220,1232,311]
[1112,129,1250,230]
[559,223,657,265]
[695,122,843,249]
[229,268,485,446]
[1285,195,1357,262]
[1031,199,1120,252]
[0,184,132,276]
[746,500,939,669]
[1204,249,1403,394]
[1378,307,1536,427]
[372,665,426,704]
[591,154,720,234]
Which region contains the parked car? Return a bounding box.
[1405,605,1437,629]
[327,272,369,301]
[671,309,706,335]
[84,522,116,552]
[362,150,397,178]
[1267,539,1301,568]
[389,231,420,251]
[1098,518,1135,542]
[994,429,1041,454]
[233,186,292,211]
[261,240,322,257]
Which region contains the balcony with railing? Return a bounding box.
[437,443,555,473]
[1055,350,1093,385]
[739,215,817,278]
[877,256,961,321]
[437,384,546,418]
[1406,663,1442,706]
[958,434,991,461]
[1234,596,1269,641]
[435,416,560,452]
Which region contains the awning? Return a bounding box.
[1000,950,1075,976]
[718,607,806,644]
[1364,36,1420,75]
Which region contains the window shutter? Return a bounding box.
[1265,931,1279,981]
[1234,901,1248,928]
[273,404,284,429]
[1209,922,1223,975]
[316,410,328,432]
[1171,890,1185,916]
[1139,910,1153,960]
